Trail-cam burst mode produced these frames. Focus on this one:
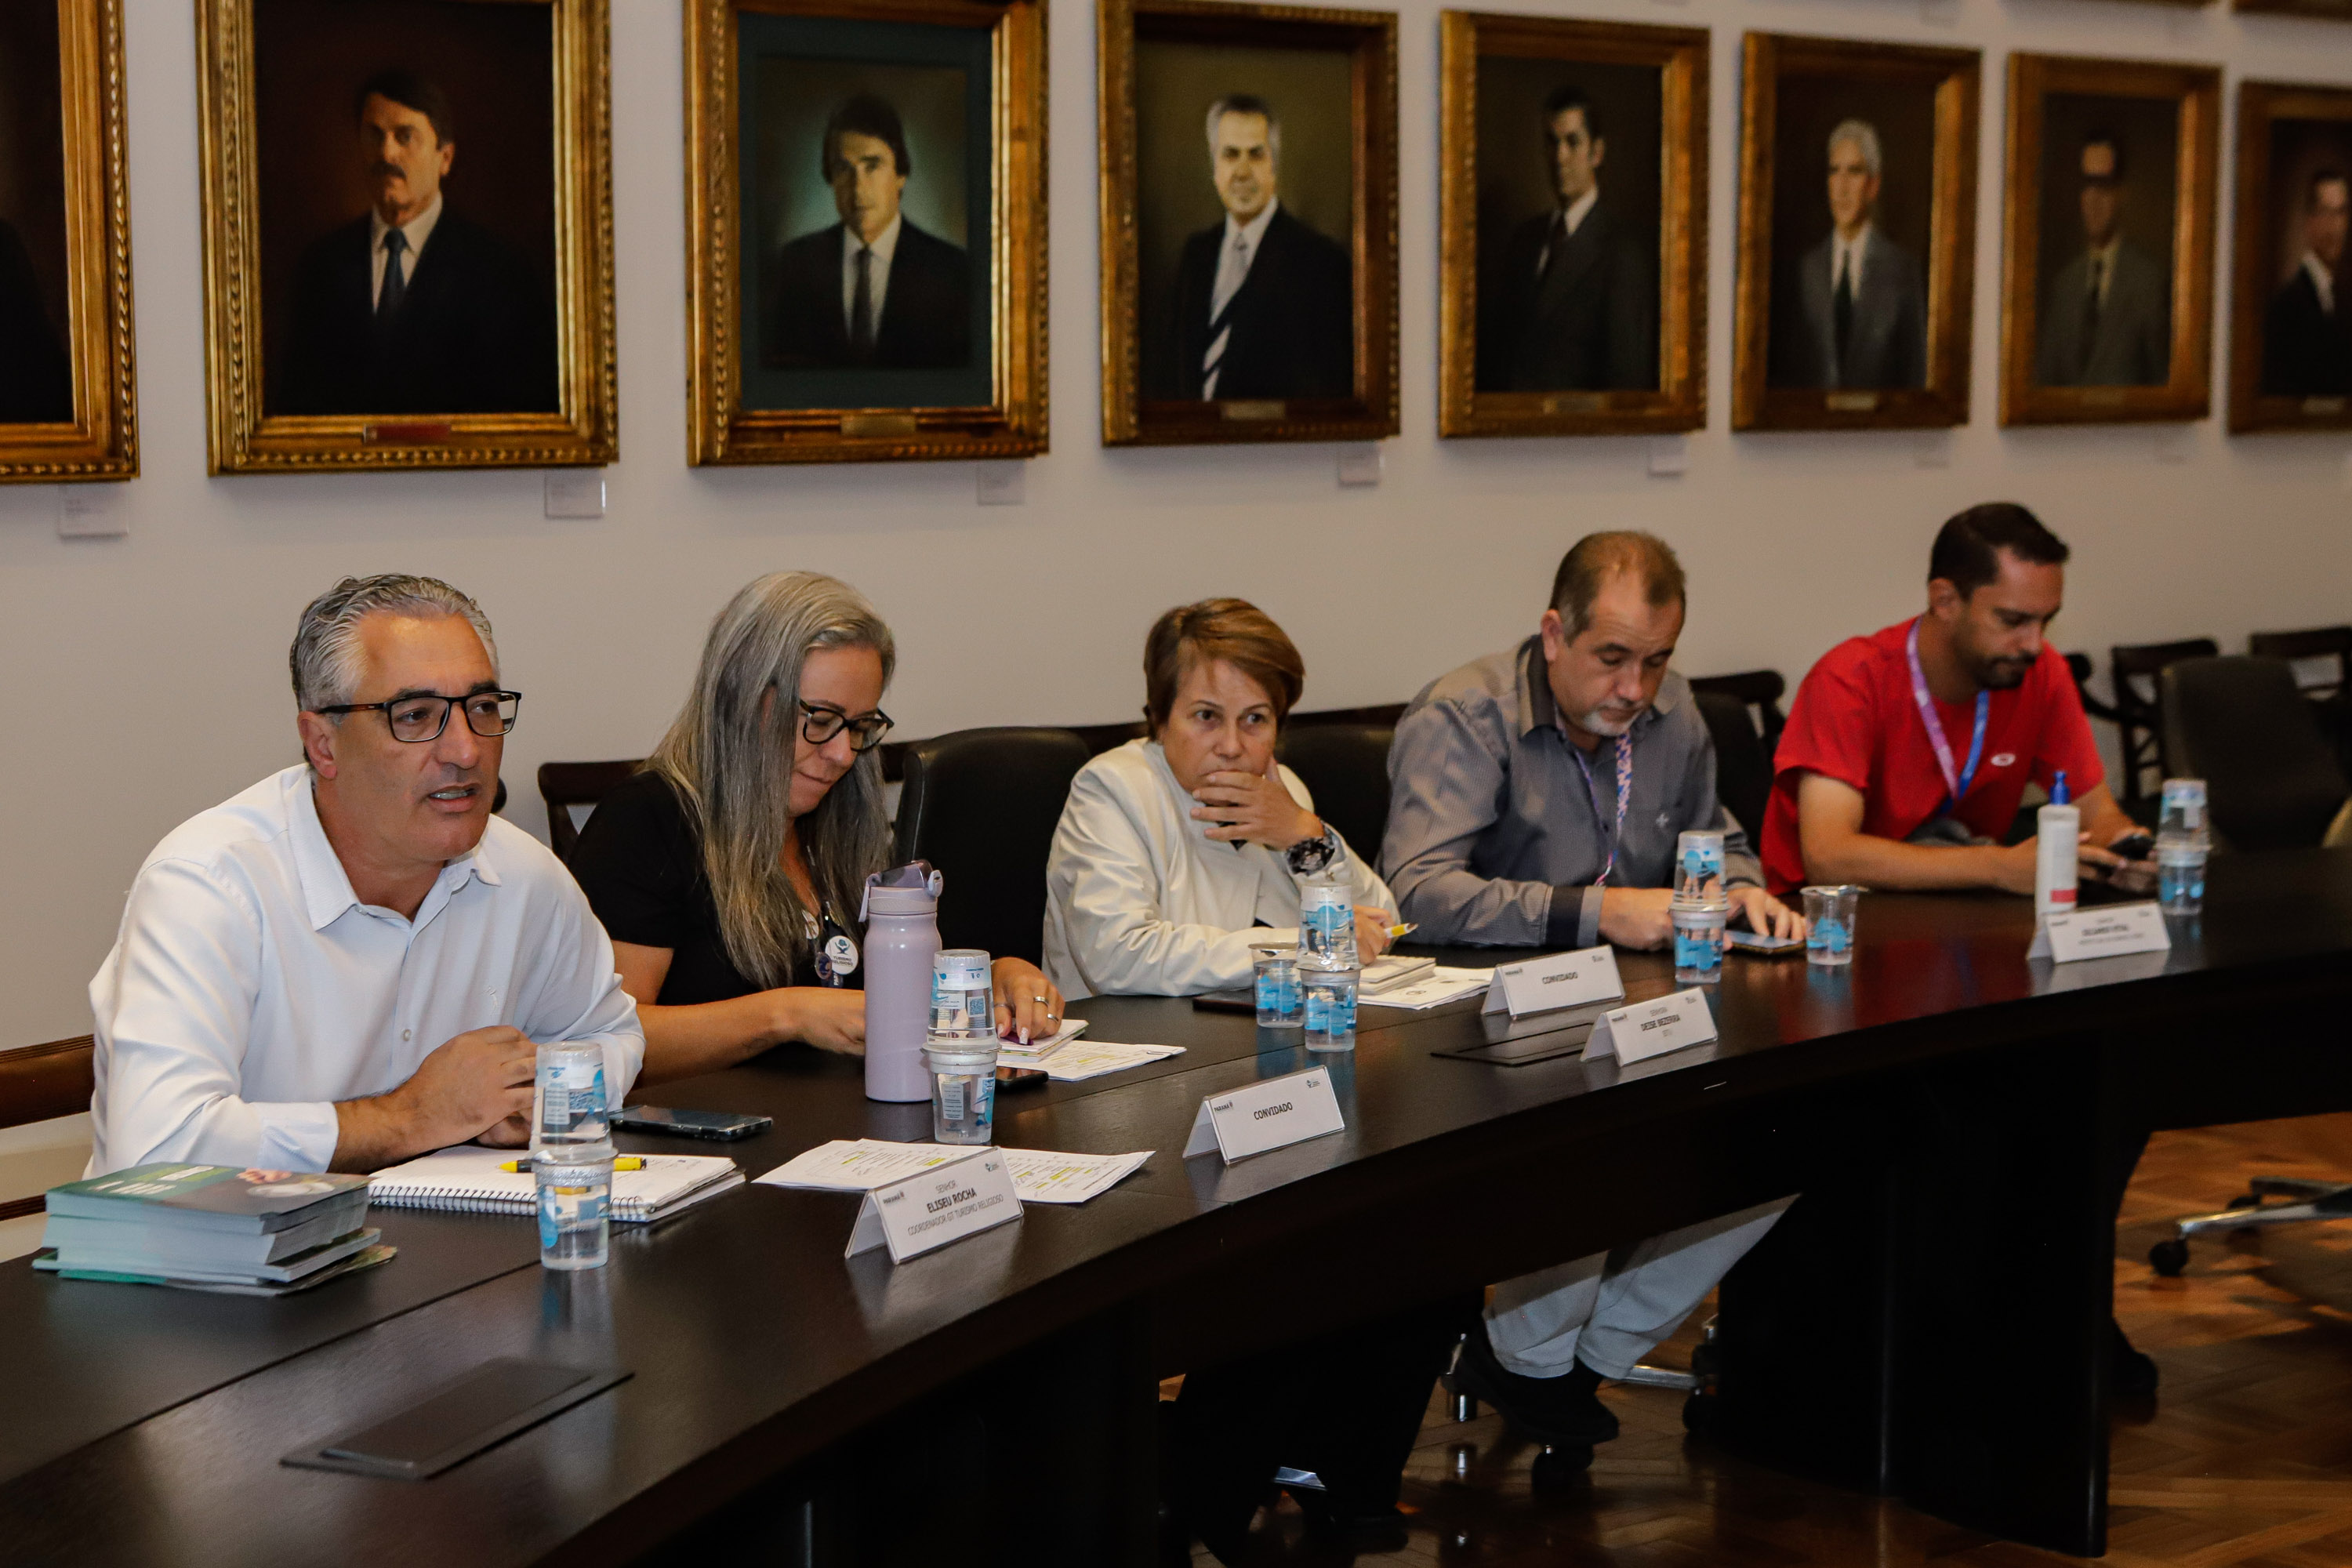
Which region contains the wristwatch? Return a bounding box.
[1285,826,1340,877]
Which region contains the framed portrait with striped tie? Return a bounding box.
[1437,13,1708,440]
[1098,0,1399,446]
[1731,33,1980,433]
[0,0,136,484]
[684,0,1047,464]
[195,0,615,473]
[1998,54,2220,427]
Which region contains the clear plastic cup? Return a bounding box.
[1302,967,1359,1051]
[536,1144,612,1270]
[925,1041,999,1144]
[1802,885,1858,966]
[1298,882,1356,966]
[1671,906,1728,984]
[1255,953,1303,1028]
[930,949,994,1037]
[1675,830,1730,909]
[532,1040,609,1149]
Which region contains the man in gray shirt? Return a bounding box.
[1383,530,1799,1454]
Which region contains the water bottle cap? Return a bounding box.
[861,860,943,919]
[2050,771,2070,806]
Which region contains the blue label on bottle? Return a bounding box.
[1809,917,1849,954]
[1675,930,1721,971]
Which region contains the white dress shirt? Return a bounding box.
[1537,186,1600,274]
[368,194,445,301]
[1043,739,1398,1000]
[87,766,644,1174]
[2084,237,2119,305]
[1202,199,1279,397]
[840,213,903,332]
[1831,224,1871,299]
[2304,251,2339,318]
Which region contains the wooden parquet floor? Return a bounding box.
[1194,1112,2352,1567]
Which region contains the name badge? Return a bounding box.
[2028,902,2172,964]
[1181,1067,1345,1163]
[845,1149,1022,1264]
[1584,988,1719,1065]
[1481,946,1625,1019]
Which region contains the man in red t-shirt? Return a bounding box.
[1761,503,2153,898]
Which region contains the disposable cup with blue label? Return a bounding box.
[536,1142,612,1271]
[1255,952,1303,1028]
[924,1040,999,1144]
[930,949,996,1039]
[2155,779,2209,915]
[1673,829,1730,909]
[1802,885,1858,967]
[532,1040,609,1149]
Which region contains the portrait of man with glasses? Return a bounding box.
[84,574,643,1177]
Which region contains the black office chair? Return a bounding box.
[2161,657,2351,852]
[537,759,644,861]
[1692,690,1774,843]
[892,727,1091,964]
[1275,724,1395,862]
[2249,626,2352,778]
[1686,670,1788,758]
[2110,639,2220,809]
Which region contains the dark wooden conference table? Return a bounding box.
[6,850,2352,1566]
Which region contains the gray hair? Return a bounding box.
[647,572,897,990]
[1205,94,1282,162]
[289,574,498,712]
[1828,118,1883,180]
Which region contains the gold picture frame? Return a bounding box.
[1998,53,2220,426]
[2227,81,2352,434]
[1732,32,1980,433]
[0,0,136,483]
[194,0,616,474]
[1098,0,1399,447]
[1438,13,1706,439]
[684,0,1047,465]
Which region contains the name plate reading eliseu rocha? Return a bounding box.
[1584,988,1719,1066]
[1481,946,1625,1019]
[1182,1067,1345,1163]
[2027,902,2172,964]
[846,1149,1022,1264]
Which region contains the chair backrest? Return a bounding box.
[2248,626,2352,702]
[538,760,644,861]
[1691,691,1775,844]
[2161,656,2350,851]
[1274,724,1396,865]
[1686,670,1788,757]
[892,728,1092,964]
[0,1037,95,1222]
[2109,639,2220,804]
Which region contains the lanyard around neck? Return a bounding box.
[1568,731,1633,887]
[1906,618,1990,811]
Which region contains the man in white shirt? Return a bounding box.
[88,575,642,1174]
[1776,117,1926,390]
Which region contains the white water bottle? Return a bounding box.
[2034,770,2079,920]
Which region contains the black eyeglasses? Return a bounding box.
[798,699,893,753]
[318,690,522,743]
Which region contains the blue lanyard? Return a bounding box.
[1569,734,1632,887]
[1905,618,1989,811]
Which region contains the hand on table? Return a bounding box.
[783,988,867,1055]
[993,957,1065,1045]
[1732,887,1808,942]
[400,1025,538,1148]
[2082,831,2158,896]
[1598,887,1675,950]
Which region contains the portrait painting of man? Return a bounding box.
[764,93,970,372]
[2262,162,2352,397]
[1152,92,1353,401]
[0,0,74,426]
[2033,115,2173,390]
[1771,116,1926,390]
[1475,71,1659,394]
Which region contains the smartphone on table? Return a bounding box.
[612,1105,774,1141]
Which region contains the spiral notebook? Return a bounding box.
[368,1147,744,1224]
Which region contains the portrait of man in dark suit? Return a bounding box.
[0,216,71,423]
[2262,167,2352,397]
[764,93,970,371]
[1481,85,1655,394]
[1152,94,1353,401]
[2035,132,2169,388]
[274,69,558,416]
[1773,118,1926,390]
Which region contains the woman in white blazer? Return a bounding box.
[1043,598,1397,1000]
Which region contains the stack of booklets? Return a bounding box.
[367,1146,743,1222]
[37,1163,390,1297]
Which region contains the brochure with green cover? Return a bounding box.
[44,1163,370,1232]
[33,1243,399,1297]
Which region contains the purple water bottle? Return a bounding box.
[860,861,944,1102]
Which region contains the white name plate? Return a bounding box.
[1181,1067,1345,1163]
[846,1148,1022,1264]
[1482,946,1625,1019]
[1584,988,1719,1065]
[2028,902,2172,964]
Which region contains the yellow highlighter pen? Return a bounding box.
[500,1156,644,1173]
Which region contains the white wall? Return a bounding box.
[2,0,2347,1042]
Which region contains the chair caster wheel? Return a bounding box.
[2149,1240,2189,1277]
[1530,1445,1594,1492]
[1689,1341,1720,1377]
[1682,1391,1719,1436]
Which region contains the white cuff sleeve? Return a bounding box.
[252,1102,342,1172]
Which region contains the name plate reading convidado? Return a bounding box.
[2027,902,2172,964]
[1182,1068,1345,1163]
[845,1148,1022,1264]
[1584,988,1719,1066]
[1482,946,1626,1019]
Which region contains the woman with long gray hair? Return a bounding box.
[569,572,1062,1084]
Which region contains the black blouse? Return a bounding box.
[568,770,862,1004]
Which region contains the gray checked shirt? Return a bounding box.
[1380,637,1760,949]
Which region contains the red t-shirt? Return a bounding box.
[1759,619,2104,893]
